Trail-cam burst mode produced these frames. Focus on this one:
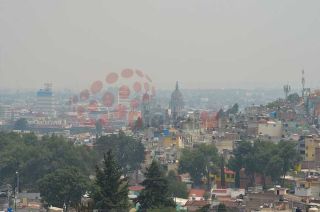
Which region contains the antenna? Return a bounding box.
[283,84,291,100]
[302,69,305,98]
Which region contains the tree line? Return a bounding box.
[0,132,96,190]
[228,140,301,188]
[177,140,301,190]
[0,132,180,211]
[39,151,177,211]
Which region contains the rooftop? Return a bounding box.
[189,188,206,197]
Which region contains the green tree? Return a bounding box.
[93,150,129,211]
[217,108,225,119]
[0,133,96,191]
[266,100,281,109]
[147,208,176,212]
[217,203,227,212]
[287,93,300,103]
[14,118,28,131]
[166,170,188,198]
[227,103,239,115]
[95,119,103,138]
[95,132,145,173]
[179,144,219,187]
[228,140,301,188]
[228,141,255,187]
[198,204,210,212]
[252,141,275,188]
[138,160,175,210]
[265,155,284,183]
[277,141,301,186]
[220,155,226,189]
[227,156,241,188]
[38,167,87,210]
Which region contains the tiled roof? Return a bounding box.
[212,189,228,193]
[224,168,235,175]
[189,189,206,197]
[185,200,209,207]
[128,186,144,191]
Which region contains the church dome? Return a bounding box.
[170,81,184,109]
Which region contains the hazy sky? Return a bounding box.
[1,0,320,91]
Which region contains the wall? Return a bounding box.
[258,121,282,138]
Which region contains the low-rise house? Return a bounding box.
[258,120,283,139]
[178,173,192,189]
[188,189,206,201]
[214,168,235,188]
[211,188,245,199]
[295,180,312,197]
[17,192,41,209]
[305,136,320,161]
[162,135,184,149]
[128,186,144,200]
[174,198,188,211]
[184,200,210,212]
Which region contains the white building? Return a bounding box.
[258,120,283,139]
[36,83,56,117]
[0,104,12,121]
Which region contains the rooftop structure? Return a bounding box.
[170,81,184,124]
[36,83,56,117]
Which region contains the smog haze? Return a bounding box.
[1,0,320,90]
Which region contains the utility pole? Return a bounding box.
[283,84,291,100]
[14,171,19,212]
[302,69,305,98]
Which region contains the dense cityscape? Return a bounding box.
[0,69,320,211]
[1,1,320,212]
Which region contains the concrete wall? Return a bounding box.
[258,121,282,138]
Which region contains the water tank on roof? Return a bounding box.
[163,129,169,136]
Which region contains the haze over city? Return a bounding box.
[1,0,320,90]
[3,1,320,211]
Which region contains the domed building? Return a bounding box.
[170,81,184,123]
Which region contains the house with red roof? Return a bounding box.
[188,188,206,201]
[128,185,144,200]
[214,168,235,188]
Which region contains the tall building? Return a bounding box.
[170,81,184,123]
[0,104,12,121]
[36,83,56,117]
[142,93,151,127]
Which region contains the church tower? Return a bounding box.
[170,81,184,124]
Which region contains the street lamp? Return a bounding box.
[16,171,19,195]
[14,171,19,212]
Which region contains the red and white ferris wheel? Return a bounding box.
[68,68,156,127]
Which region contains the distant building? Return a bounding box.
[293,176,320,199]
[200,111,218,131]
[36,83,56,117]
[0,104,12,121]
[188,188,206,201]
[162,134,184,149]
[214,168,236,188]
[142,93,151,127]
[305,90,320,126]
[258,120,283,139]
[170,81,184,123]
[304,136,320,162]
